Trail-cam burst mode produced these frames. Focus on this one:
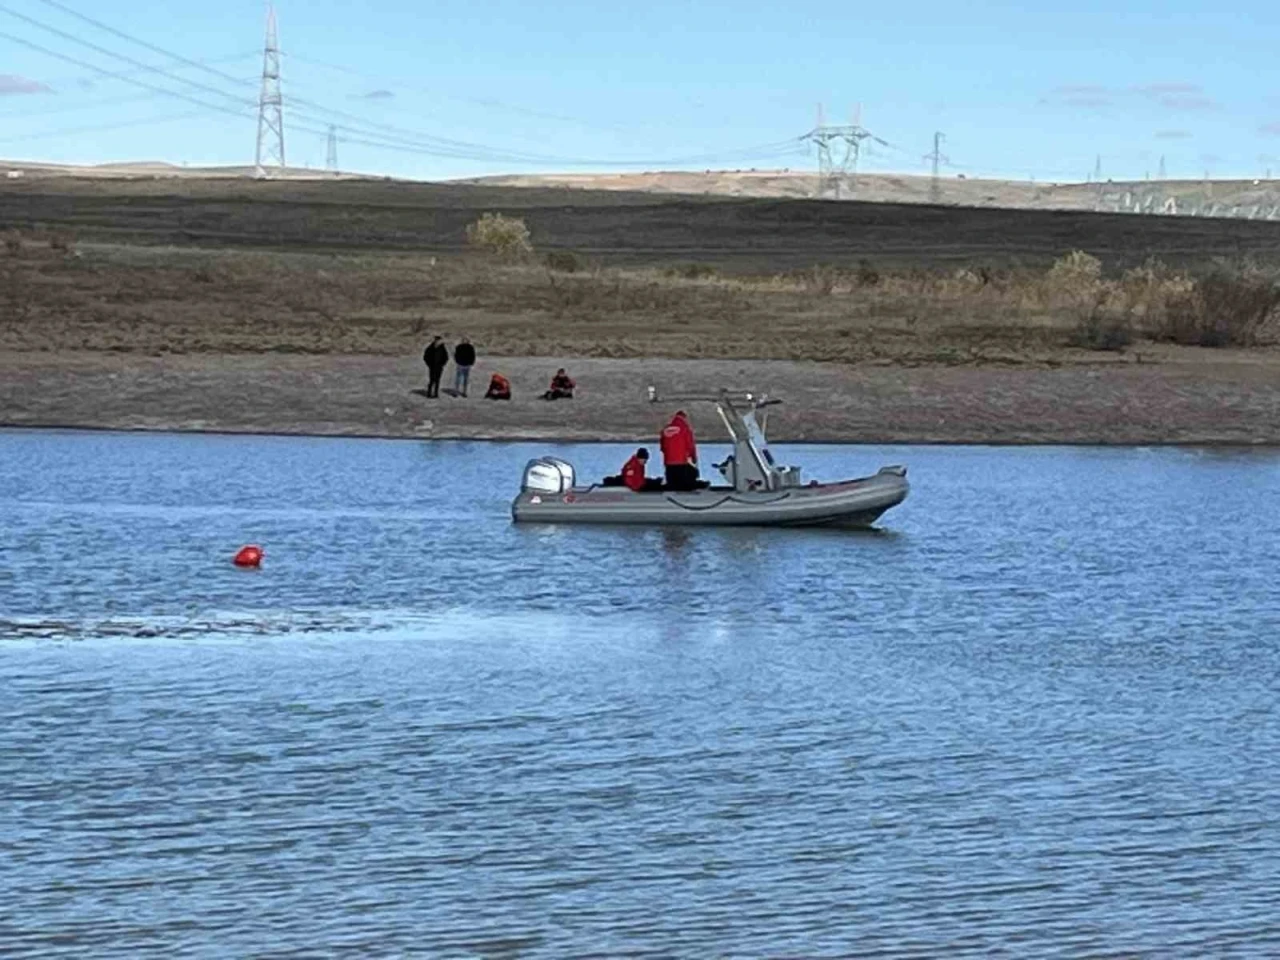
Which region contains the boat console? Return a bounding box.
[704,391,802,493]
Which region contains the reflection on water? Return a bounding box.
[2,430,1280,956]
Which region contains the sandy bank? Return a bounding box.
[3,352,1279,446]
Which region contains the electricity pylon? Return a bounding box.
[325,125,339,173]
[254,2,286,176]
[923,131,948,203]
[802,104,887,199]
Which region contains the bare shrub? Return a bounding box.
[799,264,841,295]
[48,231,76,256]
[945,267,987,298]
[545,250,584,273]
[1118,258,1191,325]
[1157,265,1280,347]
[4,232,21,256]
[1045,250,1103,302]
[1068,300,1133,351]
[663,262,718,280]
[0,261,31,323]
[465,213,533,261]
[855,259,880,287]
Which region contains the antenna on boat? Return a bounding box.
[646,385,780,408]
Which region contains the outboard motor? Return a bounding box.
[521,457,576,494]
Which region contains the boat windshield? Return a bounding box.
[743,411,775,465]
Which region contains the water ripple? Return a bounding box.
[1,432,1279,956]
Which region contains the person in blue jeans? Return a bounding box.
[453,337,477,397]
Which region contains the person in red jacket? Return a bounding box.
[620,447,661,492]
[660,410,700,491]
[542,368,575,400]
[484,372,511,400]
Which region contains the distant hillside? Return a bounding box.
[3,173,1280,273]
[3,159,1278,220]
[460,169,1280,218]
[0,159,373,182]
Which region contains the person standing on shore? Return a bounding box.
[422,335,449,398]
[453,337,476,397]
[660,410,700,491]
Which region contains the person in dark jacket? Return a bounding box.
[453,337,476,397]
[422,336,449,398]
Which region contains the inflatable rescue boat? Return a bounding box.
[511,388,908,528]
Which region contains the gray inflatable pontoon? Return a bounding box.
[511,388,908,528]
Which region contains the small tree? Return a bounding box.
[465,212,533,261]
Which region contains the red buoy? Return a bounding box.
[233,545,263,568]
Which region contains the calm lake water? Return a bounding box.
[2,429,1279,957]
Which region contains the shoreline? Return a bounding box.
[4,420,1280,449]
[4,351,1280,447]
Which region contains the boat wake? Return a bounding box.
[0,609,400,643]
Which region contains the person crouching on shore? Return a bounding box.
[542,369,575,401]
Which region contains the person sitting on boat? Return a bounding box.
[542,368,575,401]
[660,410,704,491]
[484,372,512,400]
[602,448,660,490]
[622,447,662,492]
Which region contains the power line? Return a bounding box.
[38,50,258,91]
[32,0,256,84]
[0,109,212,143]
[0,71,257,119]
[2,3,805,171]
[0,3,253,111]
[0,89,191,119]
[0,27,257,122]
[281,51,636,136]
[15,1,800,169]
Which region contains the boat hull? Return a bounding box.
[511,468,908,528]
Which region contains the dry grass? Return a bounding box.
[1,235,1277,364]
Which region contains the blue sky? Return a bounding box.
[0,0,1277,182]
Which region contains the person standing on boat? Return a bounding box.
[660,410,700,491]
[452,337,476,397]
[422,335,449,399]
